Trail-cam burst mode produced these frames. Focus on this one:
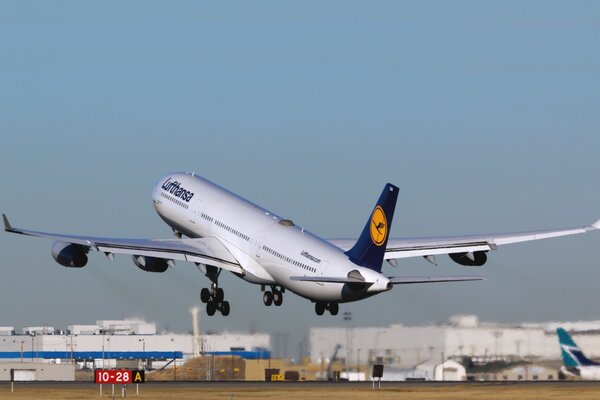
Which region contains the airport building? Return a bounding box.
[0,317,270,372]
[4,314,600,381]
[310,314,600,371]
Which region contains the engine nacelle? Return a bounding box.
[51,241,88,268]
[132,255,170,273]
[449,251,487,266]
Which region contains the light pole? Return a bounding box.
[70,335,76,365]
[65,336,69,363]
[374,329,387,364]
[101,333,105,369]
[343,311,352,375]
[106,337,111,368]
[139,338,146,370]
[493,330,503,381]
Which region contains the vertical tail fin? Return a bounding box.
[557,327,600,367]
[345,183,399,272]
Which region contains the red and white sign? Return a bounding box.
[95,369,132,384]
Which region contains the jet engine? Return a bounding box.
[132,255,170,273]
[449,251,487,266]
[51,241,88,268]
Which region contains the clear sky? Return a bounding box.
[1,1,600,355]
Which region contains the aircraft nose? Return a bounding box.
[151,183,162,207]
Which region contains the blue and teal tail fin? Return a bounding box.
[345,183,399,272]
[557,327,600,367]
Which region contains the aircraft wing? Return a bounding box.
[2,214,244,274]
[330,218,600,260]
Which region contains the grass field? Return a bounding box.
[1,382,599,400]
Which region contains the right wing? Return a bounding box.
[2,214,244,274]
[330,219,600,260]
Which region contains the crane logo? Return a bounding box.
[370,205,387,246]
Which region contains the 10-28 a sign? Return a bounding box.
[95,369,145,384]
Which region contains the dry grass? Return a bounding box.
[1,382,599,400]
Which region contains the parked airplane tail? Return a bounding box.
[345,183,399,272]
[557,327,600,367]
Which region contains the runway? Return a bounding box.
[4,380,600,400]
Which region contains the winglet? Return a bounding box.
[2,214,12,231]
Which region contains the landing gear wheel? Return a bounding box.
[220,301,230,316]
[315,302,326,316]
[206,301,217,316]
[263,291,273,306]
[273,290,283,306]
[215,288,225,302]
[329,303,339,315]
[200,288,210,303]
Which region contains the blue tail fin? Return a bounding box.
[557,327,600,367]
[345,183,399,272]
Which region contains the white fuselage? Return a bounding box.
[151,173,392,303]
[561,366,600,380]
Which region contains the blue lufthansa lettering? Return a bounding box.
[161,178,195,202]
[301,251,321,264]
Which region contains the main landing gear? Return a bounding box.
[262,286,284,307]
[200,283,230,316]
[315,302,339,316]
[198,266,230,316]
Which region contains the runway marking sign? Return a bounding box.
[95,369,145,384]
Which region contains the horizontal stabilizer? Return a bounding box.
[388,275,485,285]
[289,276,370,284]
[290,275,485,285]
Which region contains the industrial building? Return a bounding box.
[310,314,600,380]
[4,313,600,381]
[0,317,270,376]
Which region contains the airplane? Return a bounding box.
[556,327,600,379]
[3,172,599,317]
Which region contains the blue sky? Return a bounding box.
[1,1,600,351]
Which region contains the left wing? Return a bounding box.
[2,214,244,274]
[330,218,600,261]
